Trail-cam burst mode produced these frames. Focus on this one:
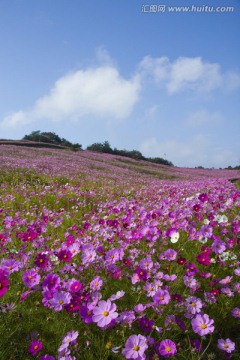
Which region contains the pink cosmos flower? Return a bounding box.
[158,339,177,357]
[28,340,43,356]
[218,338,235,353]
[22,269,40,288]
[90,276,103,291]
[92,299,118,328]
[122,334,148,359]
[153,289,171,305]
[69,280,83,293]
[49,291,72,311]
[1,259,21,274]
[191,313,214,336]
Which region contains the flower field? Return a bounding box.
[0,145,240,360]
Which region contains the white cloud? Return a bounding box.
[185,109,224,126]
[1,65,140,128]
[139,136,237,168]
[139,55,223,94]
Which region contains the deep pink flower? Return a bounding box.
[191,313,214,336]
[158,339,177,357]
[34,253,49,269]
[122,334,148,359]
[28,340,43,356]
[0,271,9,297]
[196,252,211,266]
[92,300,118,328]
[23,229,38,242]
[198,193,209,202]
[57,249,73,262]
[69,280,83,293]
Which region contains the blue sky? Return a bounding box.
[0,0,239,168]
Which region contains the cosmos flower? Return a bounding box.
[191,313,214,336]
[231,307,240,318]
[92,299,118,328]
[28,340,43,356]
[158,339,177,357]
[217,338,235,353]
[0,271,9,297]
[22,269,41,288]
[122,334,148,360]
[49,291,72,311]
[153,289,171,305]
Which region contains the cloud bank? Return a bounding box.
[1,66,140,127]
[1,52,239,130]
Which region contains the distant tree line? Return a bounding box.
[23,131,82,151]
[86,141,173,166]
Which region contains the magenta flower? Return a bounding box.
[153,289,171,305]
[57,249,73,262]
[42,273,60,291]
[191,313,214,336]
[34,253,49,269]
[28,340,43,356]
[39,356,54,360]
[0,271,9,297]
[196,252,211,266]
[22,269,40,288]
[218,338,235,353]
[122,334,148,359]
[79,305,93,323]
[69,280,83,293]
[139,317,154,333]
[92,299,118,328]
[158,339,177,357]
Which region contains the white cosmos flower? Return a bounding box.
[170,232,179,243]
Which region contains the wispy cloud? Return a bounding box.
[185,109,224,126]
[138,55,239,94]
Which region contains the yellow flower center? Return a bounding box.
[133,345,140,351]
[59,300,64,305]
[34,345,39,350]
[166,346,172,353]
[201,323,207,329]
[103,311,109,317]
